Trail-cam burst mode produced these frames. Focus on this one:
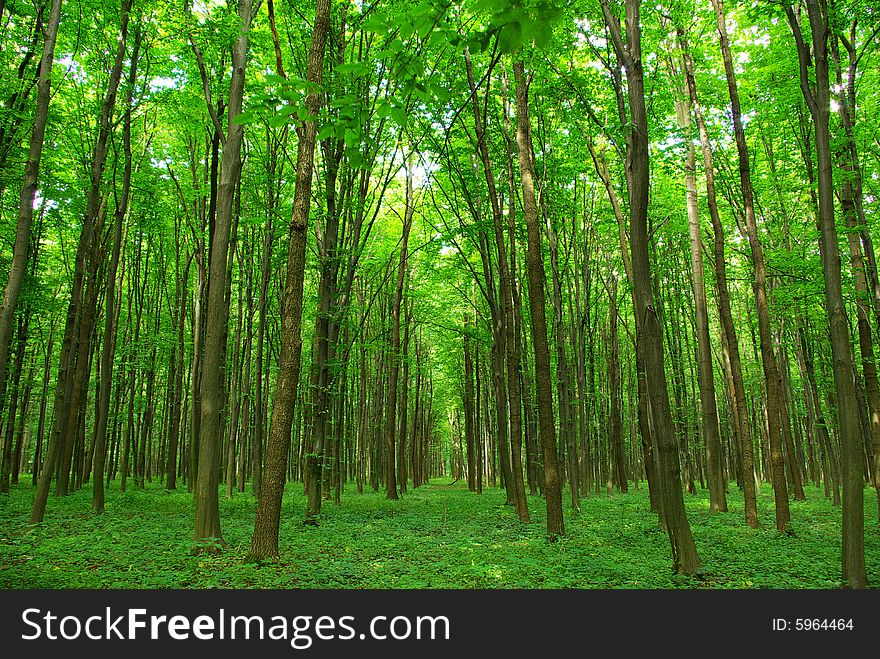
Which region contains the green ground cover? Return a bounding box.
[1,480,877,588]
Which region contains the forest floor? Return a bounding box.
[0,479,877,588]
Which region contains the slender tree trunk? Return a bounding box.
[398,300,411,493]
[194,0,255,547]
[601,0,700,573]
[93,26,140,511]
[0,0,62,419]
[31,0,131,521]
[673,85,726,511]
[787,0,865,587]
[463,317,476,492]
[678,27,757,527]
[384,166,413,500]
[513,60,563,538]
[712,0,790,531]
[248,0,330,557]
[607,274,627,493]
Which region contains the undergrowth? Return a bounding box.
[0,479,877,588]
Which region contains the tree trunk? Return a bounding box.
[93,27,139,511]
[385,166,413,500]
[0,0,62,424]
[786,0,865,587]
[712,0,790,531]
[194,0,255,547]
[678,26,757,528]
[248,0,330,558]
[673,85,726,511]
[601,0,700,573]
[513,59,564,539]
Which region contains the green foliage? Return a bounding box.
[1,481,876,588]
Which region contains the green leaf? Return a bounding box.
[498,21,523,53]
[232,110,255,126]
[361,14,387,34]
[532,20,553,49]
[268,113,288,128]
[336,61,369,76]
[317,124,335,141]
[390,105,408,127]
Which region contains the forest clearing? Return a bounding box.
[0,0,879,593]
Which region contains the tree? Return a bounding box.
[193,0,257,548]
[513,59,564,539]
[600,0,701,574]
[248,0,332,558]
[0,0,62,431]
[786,0,866,588]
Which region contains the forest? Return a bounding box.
[0,0,878,591]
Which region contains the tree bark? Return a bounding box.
[601,0,701,573]
[513,60,563,538]
[248,0,331,557]
[0,0,62,426]
[194,0,255,547]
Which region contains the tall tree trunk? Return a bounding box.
[607,274,627,493]
[787,0,865,587]
[513,60,563,538]
[248,0,330,557]
[463,324,476,492]
[601,0,701,573]
[194,0,255,547]
[31,0,130,521]
[398,300,411,493]
[678,26,757,528]
[673,83,726,512]
[831,24,880,521]
[0,0,62,422]
[93,27,140,511]
[463,48,520,512]
[166,250,190,490]
[544,197,579,512]
[385,166,413,500]
[712,0,790,532]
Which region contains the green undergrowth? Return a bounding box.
[0,479,877,588]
